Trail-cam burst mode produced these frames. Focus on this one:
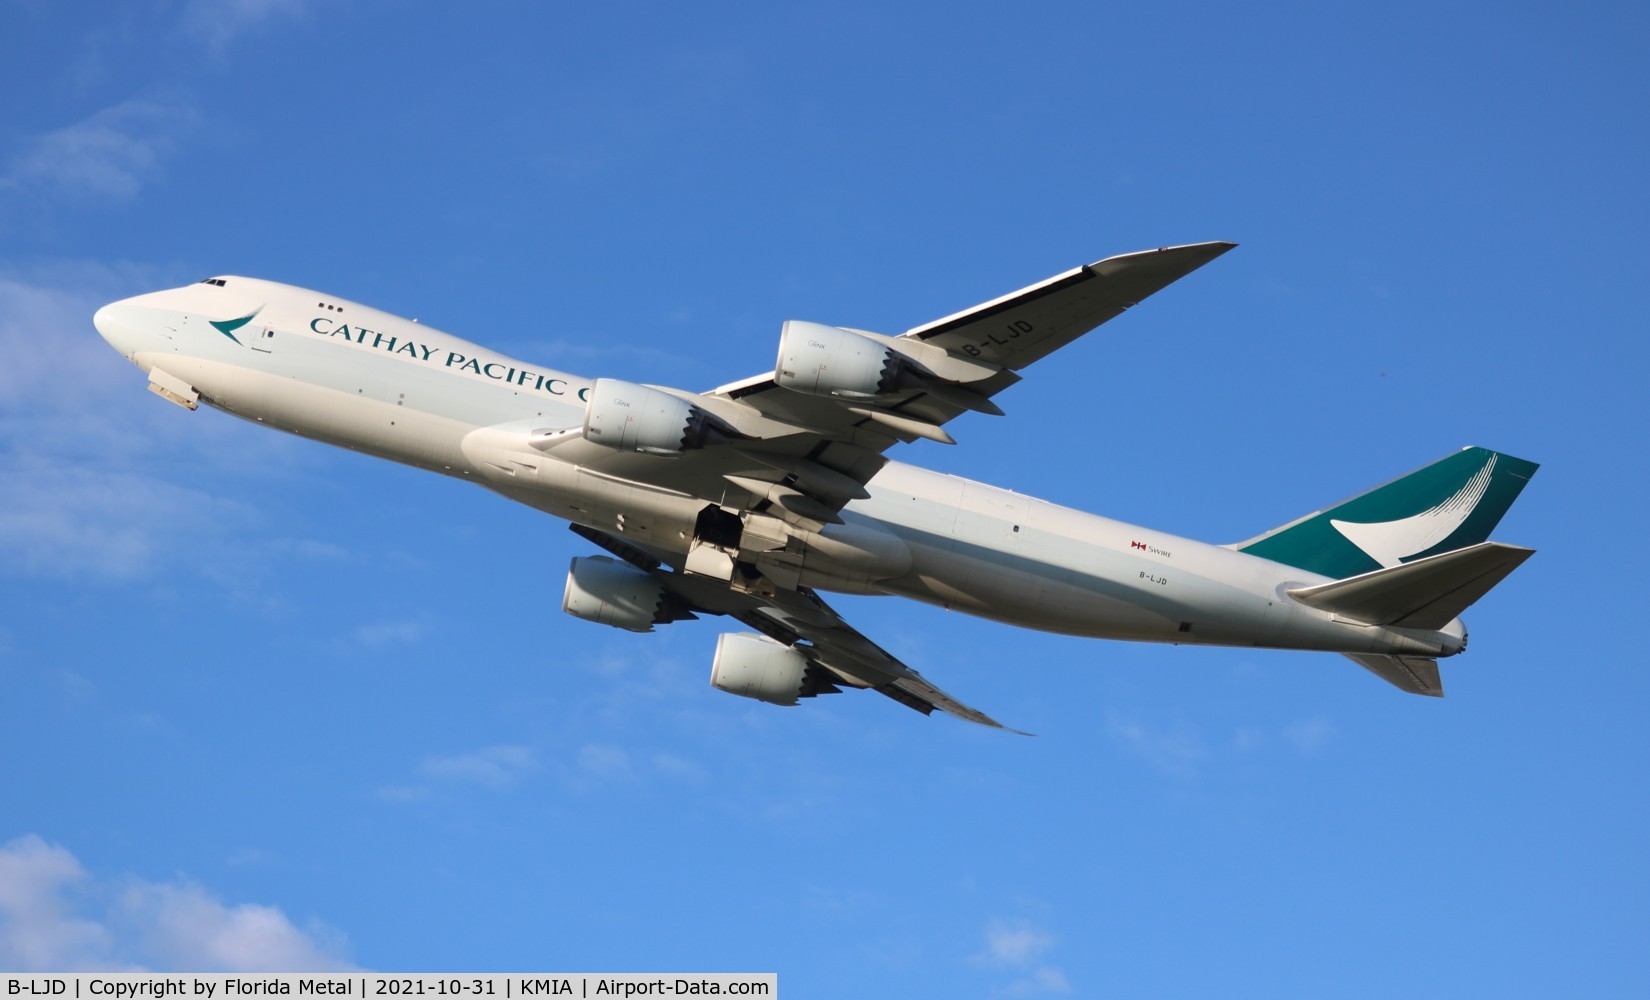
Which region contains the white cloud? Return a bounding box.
[350,620,429,647]
[0,263,157,406]
[0,834,352,972]
[575,743,633,781]
[974,917,1070,997]
[1002,967,1072,998]
[1104,711,1206,778]
[421,745,538,789]
[399,741,703,799]
[0,262,337,584]
[1231,718,1338,755]
[225,849,272,868]
[182,0,310,56]
[1282,717,1336,754]
[0,459,254,580]
[116,881,351,972]
[651,752,708,782]
[981,918,1055,966]
[0,836,114,971]
[3,100,196,202]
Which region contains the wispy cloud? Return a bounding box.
[1232,717,1338,755]
[350,620,429,648]
[2,100,196,202]
[974,917,1070,997]
[650,752,708,783]
[5,0,308,202]
[1104,711,1206,778]
[562,743,705,789]
[421,745,539,789]
[575,743,633,781]
[0,834,353,972]
[0,459,254,581]
[182,0,311,56]
[388,739,707,801]
[0,262,339,585]
[982,918,1055,965]
[0,264,156,405]
[1282,717,1336,754]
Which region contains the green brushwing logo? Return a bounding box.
[1237,447,1540,579]
[210,307,262,345]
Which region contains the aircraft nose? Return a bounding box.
[92,303,117,342]
[94,299,147,360]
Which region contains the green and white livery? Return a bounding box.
[1239,447,1537,578]
[93,243,1537,730]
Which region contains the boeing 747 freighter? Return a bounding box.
[93,243,1536,730]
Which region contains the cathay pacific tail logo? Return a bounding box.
[210,307,263,345]
[1330,455,1496,568]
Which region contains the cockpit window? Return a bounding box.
[196,278,228,287]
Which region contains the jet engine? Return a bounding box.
[710,632,817,706]
[581,378,721,456]
[775,321,916,400]
[562,556,677,632]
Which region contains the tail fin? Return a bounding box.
[1236,447,1539,579]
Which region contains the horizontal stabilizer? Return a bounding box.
[1344,653,1444,697]
[1288,541,1534,629]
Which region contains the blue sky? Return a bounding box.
[2,0,1646,993]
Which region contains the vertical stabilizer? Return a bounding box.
[1236,447,1538,579]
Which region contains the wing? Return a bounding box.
[536,242,1236,531]
[575,525,1025,732]
[709,240,1236,451]
[539,245,1232,728]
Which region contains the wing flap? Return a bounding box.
[885,674,1029,733]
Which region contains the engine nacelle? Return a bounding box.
[709,632,811,706]
[562,556,671,632]
[582,378,717,456]
[775,321,908,400]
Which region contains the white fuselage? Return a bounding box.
[93,277,1464,660]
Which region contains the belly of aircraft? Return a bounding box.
[849,463,1300,647]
